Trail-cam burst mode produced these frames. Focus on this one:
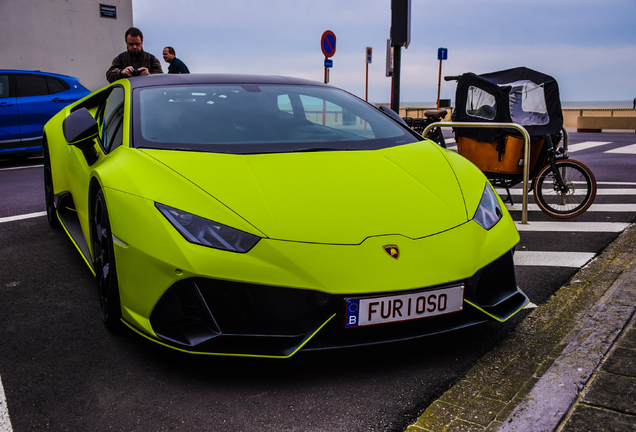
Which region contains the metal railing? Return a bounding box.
[422,122,532,224]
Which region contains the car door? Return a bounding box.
[14,73,72,142]
[65,85,126,245]
[0,73,21,151]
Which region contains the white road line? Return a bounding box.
[566,141,613,153]
[505,203,636,213]
[514,251,596,267]
[605,143,636,154]
[0,378,13,432]
[595,181,636,186]
[501,188,636,195]
[515,221,630,232]
[0,212,46,224]
[0,164,43,172]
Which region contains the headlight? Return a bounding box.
[473,183,503,230]
[156,203,260,253]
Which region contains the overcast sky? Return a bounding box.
[132,0,636,104]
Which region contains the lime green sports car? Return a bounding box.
[43,74,527,358]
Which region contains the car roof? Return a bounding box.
[0,69,80,80]
[126,73,330,90]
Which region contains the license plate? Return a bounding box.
[345,284,464,328]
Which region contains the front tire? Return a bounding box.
[93,188,124,333]
[533,159,597,219]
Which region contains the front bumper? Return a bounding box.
[105,188,524,357]
[138,249,526,358]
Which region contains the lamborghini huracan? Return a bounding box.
[43,74,528,358]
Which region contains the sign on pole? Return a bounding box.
[365,47,372,102]
[385,39,393,77]
[436,47,448,109]
[321,31,337,58]
[321,30,336,84]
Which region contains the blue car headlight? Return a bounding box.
[473,183,503,230]
[156,203,260,253]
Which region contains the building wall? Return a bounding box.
[1,0,133,91]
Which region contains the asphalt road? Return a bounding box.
[1,131,635,431]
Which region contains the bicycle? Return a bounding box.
[444,68,597,219]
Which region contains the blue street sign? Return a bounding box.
[438,47,448,61]
[324,59,333,68]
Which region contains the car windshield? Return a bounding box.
[132,84,419,154]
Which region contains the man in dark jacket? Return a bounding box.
[106,27,163,83]
[162,47,190,74]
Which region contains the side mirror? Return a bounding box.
[63,108,99,165]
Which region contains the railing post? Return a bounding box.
[422,122,531,224]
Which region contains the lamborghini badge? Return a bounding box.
[383,245,400,259]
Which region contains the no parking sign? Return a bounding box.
[321,31,336,58]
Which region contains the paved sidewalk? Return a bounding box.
[406,223,636,432]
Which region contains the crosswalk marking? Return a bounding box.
[514,251,596,267]
[606,143,636,154]
[505,203,636,213]
[501,188,636,196]
[565,141,612,152]
[515,221,630,232]
[596,181,636,186]
[438,136,636,271]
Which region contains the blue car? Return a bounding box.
[0,69,91,157]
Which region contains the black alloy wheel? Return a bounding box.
[43,137,61,229]
[93,188,124,333]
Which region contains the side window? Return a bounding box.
[15,75,49,97]
[277,94,293,114]
[46,77,69,94]
[0,75,10,98]
[508,82,549,126]
[101,86,125,153]
[466,86,496,120]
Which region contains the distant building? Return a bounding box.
[2,0,133,91]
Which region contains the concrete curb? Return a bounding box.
[498,267,636,431]
[406,223,636,432]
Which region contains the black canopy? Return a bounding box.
[452,67,563,143]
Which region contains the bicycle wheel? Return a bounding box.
[533,159,597,219]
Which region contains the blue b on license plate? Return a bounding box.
[345,284,464,328]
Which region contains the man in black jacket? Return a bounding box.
[106,27,163,83]
[162,47,190,74]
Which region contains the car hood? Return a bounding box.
[141,142,469,244]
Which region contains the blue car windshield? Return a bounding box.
[132,84,419,154]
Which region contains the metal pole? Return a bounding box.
[365,62,369,102]
[422,121,532,224]
[436,59,442,110]
[391,46,401,112]
[561,126,569,153]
